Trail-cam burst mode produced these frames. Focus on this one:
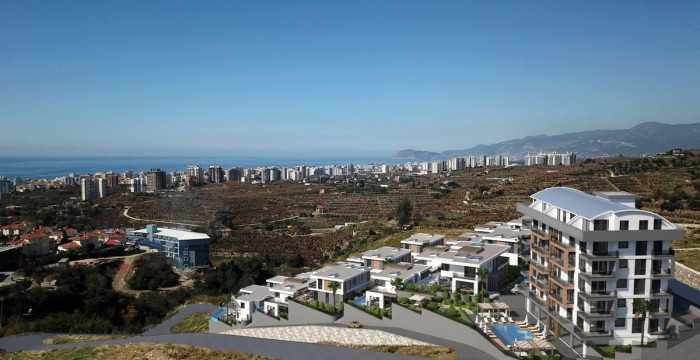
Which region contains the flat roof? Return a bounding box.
[134,227,210,241]
[371,264,432,281]
[269,281,309,293]
[420,243,508,265]
[266,276,289,285]
[362,246,412,260]
[531,187,632,220]
[482,227,529,241]
[311,262,370,281]
[401,233,445,245]
[237,285,272,302]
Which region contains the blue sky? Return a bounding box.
[1,0,698,157]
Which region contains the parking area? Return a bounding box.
[223,325,434,346]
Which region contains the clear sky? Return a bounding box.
[1,0,698,157]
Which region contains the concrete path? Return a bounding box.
[223,325,433,346]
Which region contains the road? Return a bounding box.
[0,303,504,359]
[122,208,206,227]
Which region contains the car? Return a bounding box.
[347,321,363,328]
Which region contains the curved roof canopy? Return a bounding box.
[530,187,632,220]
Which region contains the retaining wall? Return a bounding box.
[286,300,341,325]
[674,262,700,291]
[337,303,390,327]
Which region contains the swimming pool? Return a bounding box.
[521,277,530,284]
[353,295,366,306]
[490,324,534,345]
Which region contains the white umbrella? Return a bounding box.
[524,314,529,325]
[542,323,547,335]
[475,314,481,326]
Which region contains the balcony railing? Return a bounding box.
[578,308,615,319]
[651,269,672,278]
[652,249,674,256]
[531,228,550,240]
[528,290,547,307]
[533,278,549,290]
[549,273,574,289]
[575,326,613,339]
[551,237,575,250]
[580,250,619,261]
[579,270,617,280]
[532,244,549,256]
[531,261,548,273]
[579,290,617,300]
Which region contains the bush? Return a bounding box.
[398,297,410,305]
[425,302,440,311]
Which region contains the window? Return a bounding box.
[639,220,648,230]
[619,259,628,268]
[620,221,629,231]
[617,279,627,288]
[593,220,609,231]
[240,302,245,309]
[615,318,626,327]
[617,298,626,308]
[636,241,648,256]
[633,279,646,295]
[635,259,647,275]
[619,241,629,249]
[654,219,662,230]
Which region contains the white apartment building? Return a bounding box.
[401,233,445,255]
[517,187,681,355]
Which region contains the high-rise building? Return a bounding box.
[145,169,166,192]
[517,187,680,354]
[80,178,95,201]
[97,178,108,198]
[0,178,14,199]
[186,165,204,185]
[208,166,224,183]
[105,173,119,188]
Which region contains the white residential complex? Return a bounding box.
[524,151,577,166]
[517,187,681,352]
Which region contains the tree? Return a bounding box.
[390,277,404,293]
[328,281,340,309]
[476,267,490,303]
[633,299,655,346]
[395,199,413,225]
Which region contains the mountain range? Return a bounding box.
[390,122,700,161]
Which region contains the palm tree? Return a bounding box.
[328,281,341,309]
[634,299,655,346]
[390,277,404,293]
[476,267,490,303]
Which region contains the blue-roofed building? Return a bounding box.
[517,187,682,357]
[133,224,210,269]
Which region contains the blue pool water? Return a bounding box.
[353,295,366,306]
[522,277,530,284]
[490,324,534,345]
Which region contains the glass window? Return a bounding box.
[615,318,626,327]
[617,279,627,288]
[653,219,662,230]
[593,220,609,231]
[619,259,628,268]
[620,221,629,231]
[639,220,648,230]
[619,241,629,249]
[617,298,626,308]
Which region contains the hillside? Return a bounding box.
[391,122,700,160]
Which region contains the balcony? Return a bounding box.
[549,273,574,289]
[578,307,615,319]
[575,326,613,339]
[452,272,477,281]
[550,255,574,270]
[652,249,674,257]
[531,244,549,257]
[527,290,547,308]
[579,290,617,301]
[548,291,573,307]
[579,270,616,280]
[531,261,548,274]
[579,250,619,261]
[551,237,575,251]
[650,309,671,318]
[651,268,672,279]
[650,288,673,298]
[533,278,549,291]
[531,228,550,240]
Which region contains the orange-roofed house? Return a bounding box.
[17,230,53,256]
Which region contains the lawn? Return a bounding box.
[171,312,212,333]
[42,335,130,345]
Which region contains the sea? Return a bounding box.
[0,155,404,179]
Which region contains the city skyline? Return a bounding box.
[1,1,699,157]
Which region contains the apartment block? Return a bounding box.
[517,187,681,351]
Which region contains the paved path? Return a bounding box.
[223,325,433,346]
[122,208,206,227]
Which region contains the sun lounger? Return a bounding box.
[507,317,515,323]
[500,317,508,323]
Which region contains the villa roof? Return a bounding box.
[311,262,370,281]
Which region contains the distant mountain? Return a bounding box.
[390,122,700,161]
